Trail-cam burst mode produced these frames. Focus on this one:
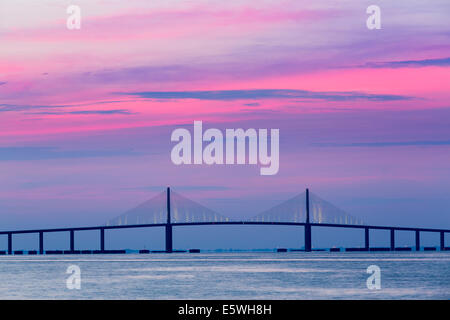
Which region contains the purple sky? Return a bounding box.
[1,0,450,243]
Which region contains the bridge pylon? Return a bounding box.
[305,188,312,252]
[165,187,173,253]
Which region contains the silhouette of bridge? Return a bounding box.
[1,188,449,254]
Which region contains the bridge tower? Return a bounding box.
[304,188,312,252]
[165,187,173,253]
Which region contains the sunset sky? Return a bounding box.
[1,0,450,245]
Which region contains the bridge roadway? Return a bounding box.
[0,220,449,254]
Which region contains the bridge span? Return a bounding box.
[1,188,449,254]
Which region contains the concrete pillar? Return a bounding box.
[365,228,370,250]
[304,224,311,252]
[70,230,75,251]
[100,228,105,252]
[8,233,12,255]
[415,230,420,251]
[165,187,173,253]
[39,231,44,254]
[304,188,311,252]
[390,229,395,251]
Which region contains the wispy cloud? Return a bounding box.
[313,140,450,147]
[117,89,412,102]
[26,109,134,116]
[0,104,68,113]
[0,101,138,113]
[361,57,450,69]
[0,147,144,161]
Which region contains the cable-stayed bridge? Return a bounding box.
[248,191,364,225]
[0,188,449,254]
[106,190,230,225]
[106,189,363,225]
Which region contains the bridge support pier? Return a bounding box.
[415,230,420,251]
[304,225,311,252]
[304,188,312,252]
[390,229,395,251]
[365,228,370,250]
[440,232,445,251]
[70,230,75,251]
[39,231,44,254]
[100,228,105,252]
[165,224,173,253]
[8,233,12,255]
[165,187,173,253]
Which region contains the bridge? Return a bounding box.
[1,188,449,254]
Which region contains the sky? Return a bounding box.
[0,0,450,249]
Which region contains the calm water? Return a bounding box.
[0,252,448,299]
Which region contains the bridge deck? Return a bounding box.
[0,221,449,235]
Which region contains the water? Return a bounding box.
[0,252,448,299]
